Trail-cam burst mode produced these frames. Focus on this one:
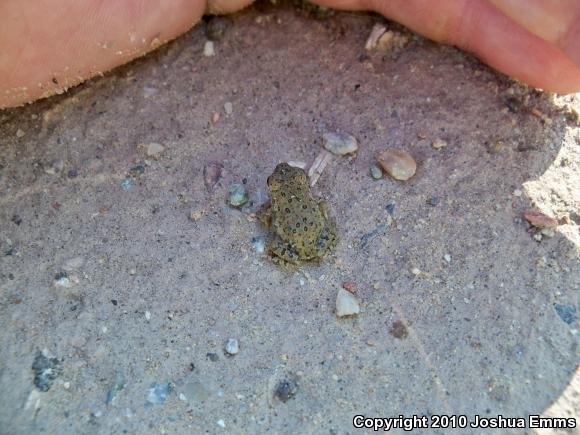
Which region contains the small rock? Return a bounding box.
[336,288,360,317]
[145,143,165,158]
[444,254,452,263]
[389,320,408,339]
[217,420,226,429]
[189,209,205,222]
[377,149,416,181]
[432,138,448,149]
[365,24,387,51]
[106,370,126,406]
[203,162,223,190]
[385,202,396,215]
[251,236,266,253]
[370,165,383,180]
[533,234,543,242]
[554,304,576,324]
[206,17,228,41]
[63,381,71,390]
[54,271,75,288]
[322,132,358,155]
[228,184,249,207]
[45,159,65,175]
[342,281,356,293]
[146,383,170,405]
[67,169,78,178]
[287,161,307,170]
[489,140,504,154]
[16,128,25,138]
[376,30,409,53]
[203,40,215,57]
[212,112,220,123]
[32,351,61,392]
[224,338,239,355]
[274,377,299,403]
[181,381,209,402]
[121,178,134,190]
[522,211,558,229]
[540,228,556,238]
[427,196,439,207]
[145,311,151,321]
[224,102,233,115]
[11,215,22,226]
[513,189,523,197]
[128,165,145,178]
[206,352,219,362]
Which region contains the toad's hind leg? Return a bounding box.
[268,233,301,265]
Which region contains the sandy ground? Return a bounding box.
[1,2,579,434]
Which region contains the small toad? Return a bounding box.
[259,163,337,264]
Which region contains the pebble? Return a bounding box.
[16,128,25,138]
[522,211,558,229]
[224,102,233,115]
[377,149,416,181]
[513,189,523,197]
[554,304,576,324]
[54,271,75,288]
[370,165,383,180]
[342,281,356,293]
[145,143,165,158]
[224,338,239,355]
[385,202,396,215]
[251,235,266,253]
[206,17,228,41]
[432,138,448,149]
[203,40,216,57]
[444,254,452,263]
[106,370,127,405]
[45,159,65,175]
[145,311,151,321]
[540,228,556,238]
[181,381,209,402]
[32,351,61,392]
[128,165,145,178]
[146,383,170,405]
[228,184,249,207]
[206,352,219,362]
[11,215,22,226]
[336,288,360,317]
[533,234,543,242]
[274,377,299,403]
[203,162,223,190]
[121,178,134,190]
[322,132,359,155]
[67,169,78,178]
[217,420,226,428]
[427,196,440,206]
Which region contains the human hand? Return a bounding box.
[1,0,578,108]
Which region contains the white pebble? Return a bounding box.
[224,102,233,115]
[444,254,451,263]
[203,40,215,57]
[63,381,71,390]
[336,289,360,317]
[16,129,25,138]
[513,189,522,197]
[217,419,226,428]
[225,338,239,355]
[146,142,165,158]
[322,132,359,155]
[145,311,151,321]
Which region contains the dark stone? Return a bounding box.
[427,196,440,206]
[206,352,219,362]
[389,320,408,339]
[32,351,61,392]
[67,169,78,178]
[274,376,299,403]
[385,202,396,215]
[11,215,22,226]
[554,304,576,325]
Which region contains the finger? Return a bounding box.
[366,0,580,93]
[206,0,255,14]
[0,0,207,108]
[487,0,580,68]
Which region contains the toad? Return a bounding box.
[259,163,337,264]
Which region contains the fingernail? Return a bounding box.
[488,0,572,43]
